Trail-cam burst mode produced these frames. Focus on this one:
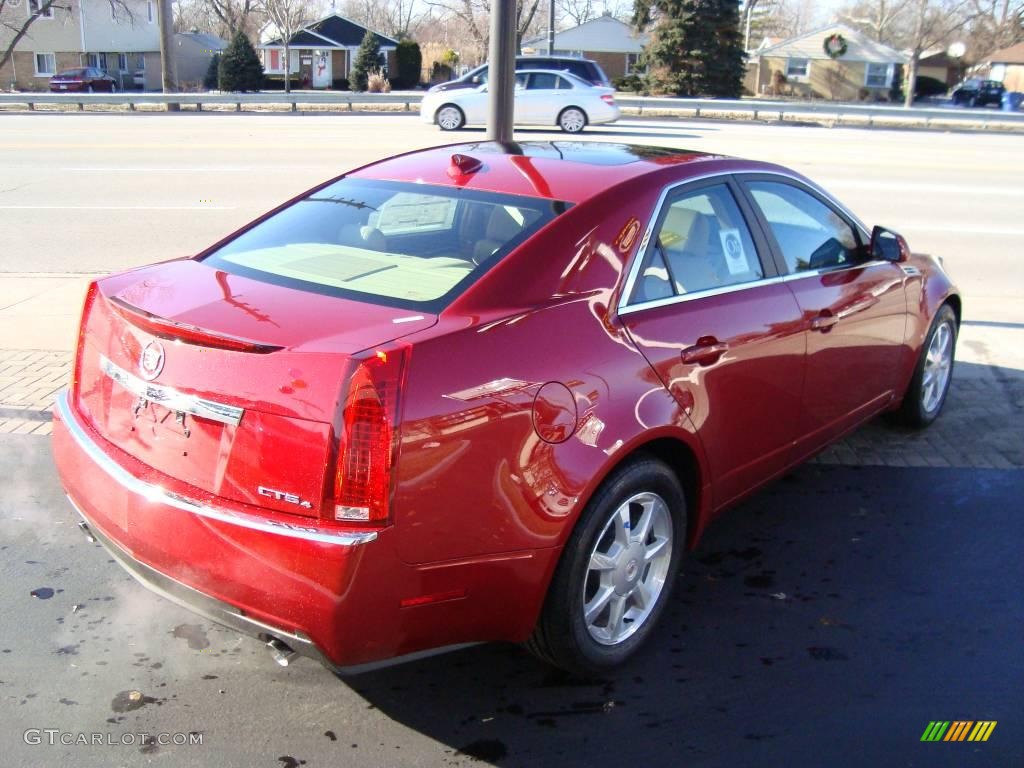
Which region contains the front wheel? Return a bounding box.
[526,456,686,676]
[435,104,465,131]
[558,106,587,133]
[897,304,957,428]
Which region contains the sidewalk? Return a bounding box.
[0,274,1021,469]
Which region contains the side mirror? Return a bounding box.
[870,225,911,263]
[471,75,481,84]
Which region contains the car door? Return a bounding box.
[739,176,907,454]
[519,72,564,124]
[619,177,807,510]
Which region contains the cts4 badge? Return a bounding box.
[258,486,314,509]
[138,340,165,381]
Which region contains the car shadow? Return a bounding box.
[337,360,1023,765]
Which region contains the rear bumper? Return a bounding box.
[52,389,554,670]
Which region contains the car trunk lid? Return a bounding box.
[73,259,436,519]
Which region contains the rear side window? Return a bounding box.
[203,179,565,312]
[630,184,763,304]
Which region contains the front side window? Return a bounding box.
[203,179,564,311]
[118,53,128,71]
[786,58,809,78]
[865,62,890,87]
[630,183,764,304]
[747,181,860,273]
[35,53,56,75]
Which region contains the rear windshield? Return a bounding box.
[57,69,86,77]
[202,178,566,312]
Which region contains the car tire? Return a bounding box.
[558,106,587,133]
[526,455,686,677]
[436,104,465,131]
[897,304,957,429]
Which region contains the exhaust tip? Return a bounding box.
[266,638,297,667]
[77,520,97,543]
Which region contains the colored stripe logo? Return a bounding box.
[921,721,997,742]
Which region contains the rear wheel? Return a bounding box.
[558,106,587,133]
[526,456,685,676]
[897,304,957,428]
[436,104,465,131]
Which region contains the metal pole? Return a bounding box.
[157,0,179,111]
[744,0,758,52]
[547,0,555,55]
[487,0,517,142]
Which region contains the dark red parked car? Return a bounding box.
[52,142,960,675]
[49,67,117,93]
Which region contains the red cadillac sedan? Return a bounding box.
[52,142,960,676]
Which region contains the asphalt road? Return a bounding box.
[1,438,1021,767]
[0,113,1021,323]
[1,113,1022,767]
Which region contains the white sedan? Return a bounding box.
[421,69,620,133]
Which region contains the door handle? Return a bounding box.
[681,338,728,366]
[810,312,839,332]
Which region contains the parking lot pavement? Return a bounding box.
[1,435,1020,768]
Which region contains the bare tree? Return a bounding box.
[258,0,312,92]
[838,0,913,45]
[904,0,971,106]
[966,0,1024,54]
[559,0,595,27]
[205,0,261,38]
[2,0,135,74]
[424,0,541,59]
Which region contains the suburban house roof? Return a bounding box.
[755,24,908,63]
[262,13,397,50]
[522,14,650,54]
[176,32,228,51]
[987,41,1024,64]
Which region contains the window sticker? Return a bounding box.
[719,228,749,275]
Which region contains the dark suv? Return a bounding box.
[428,56,611,93]
[951,79,1005,107]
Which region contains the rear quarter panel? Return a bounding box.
[391,175,714,568]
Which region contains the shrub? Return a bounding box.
[351,30,381,91]
[332,77,350,91]
[203,53,221,91]
[430,61,453,83]
[614,74,643,92]
[367,70,390,93]
[394,39,422,90]
[915,75,948,97]
[218,32,263,92]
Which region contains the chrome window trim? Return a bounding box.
[618,261,891,316]
[55,391,378,548]
[101,354,244,427]
[616,169,873,316]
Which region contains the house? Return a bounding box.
[174,31,227,88]
[984,41,1024,91]
[520,13,650,80]
[0,0,160,91]
[746,24,907,100]
[916,50,962,88]
[260,14,398,89]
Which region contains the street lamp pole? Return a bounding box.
[487,0,517,142]
[547,0,555,55]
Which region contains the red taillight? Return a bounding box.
[71,282,99,401]
[601,94,615,106]
[332,343,409,525]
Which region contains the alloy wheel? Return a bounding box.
[437,106,463,130]
[559,108,586,133]
[921,320,953,414]
[582,491,673,646]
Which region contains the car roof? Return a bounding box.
[350,141,757,204]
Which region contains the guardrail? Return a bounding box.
[2,91,1022,129]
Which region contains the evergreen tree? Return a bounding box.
[394,39,422,89]
[203,53,221,91]
[351,30,381,92]
[218,32,264,92]
[634,0,746,97]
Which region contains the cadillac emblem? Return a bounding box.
[139,340,165,381]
